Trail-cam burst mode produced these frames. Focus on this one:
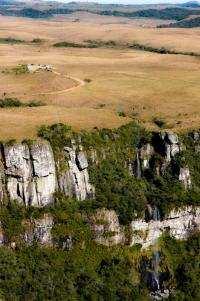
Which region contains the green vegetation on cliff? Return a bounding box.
[0,122,199,300]
[38,122,200,223]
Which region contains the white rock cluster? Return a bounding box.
[179,167,191,189]
[130,206,200,249]
[90,207,200,249]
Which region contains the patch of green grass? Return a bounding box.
[12,64,29,75]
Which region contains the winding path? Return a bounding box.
[33,70,85,96]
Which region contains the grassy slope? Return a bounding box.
[0,17,200,139]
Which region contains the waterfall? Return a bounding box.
[136,148,141,179]
[151,251,160,291]
[151,206,161,292]
[152,206,160,222]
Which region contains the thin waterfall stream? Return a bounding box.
[136,148,141,179]
[151,206,161,292]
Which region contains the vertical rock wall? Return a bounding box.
[0,140,95,207]
[59,146,95,201]
[0,130,196,207]
[3,142,56,207]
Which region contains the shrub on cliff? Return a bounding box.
[37,123,72,148]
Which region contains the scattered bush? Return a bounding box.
[0,37,25,44]
[53,41,91,48]
[0,98,22,108]
[152,117,167,129]
[0,98,45,108]
[84,78,92,83]
[118,111,127,117]
[37,123,72,148]
[27,100,45,107]
[99,103,106,108]
[31,38,43,44]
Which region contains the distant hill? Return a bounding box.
[179,1,200,7]
[0,7,53,18]
[1,2,200,21]
[159,15,200,27]
[0,0,24,5]
[97,7,200,21]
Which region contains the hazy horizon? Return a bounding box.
[50,0,199,4]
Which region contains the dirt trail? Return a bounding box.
[34,70,85,95]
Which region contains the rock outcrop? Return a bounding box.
[89,207,200,249]
[140,143,154,170]
[158,132,180,162]
[0,206,199,249]
[0,159,4,203]
[4,142,56,207]
[0,140,95,206]
[179,167,191,189]
[90,208,125,246]
[0,130,195,206]
[24,214,54,246]
[130,207,200,249]
[59,146,95,201]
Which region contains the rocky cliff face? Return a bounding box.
[0,130,199,249]
[130,206,200,249]
[0,206,199,249]
[91,207,200,249]
[0,140,95,207]
[0,131,195,207]
[24,214,54,246]
[3,142,56,207]
[59,145,95,201]
[137,132,191,187]
[90,209,125,246]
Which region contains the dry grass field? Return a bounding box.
[0,15,200,140]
